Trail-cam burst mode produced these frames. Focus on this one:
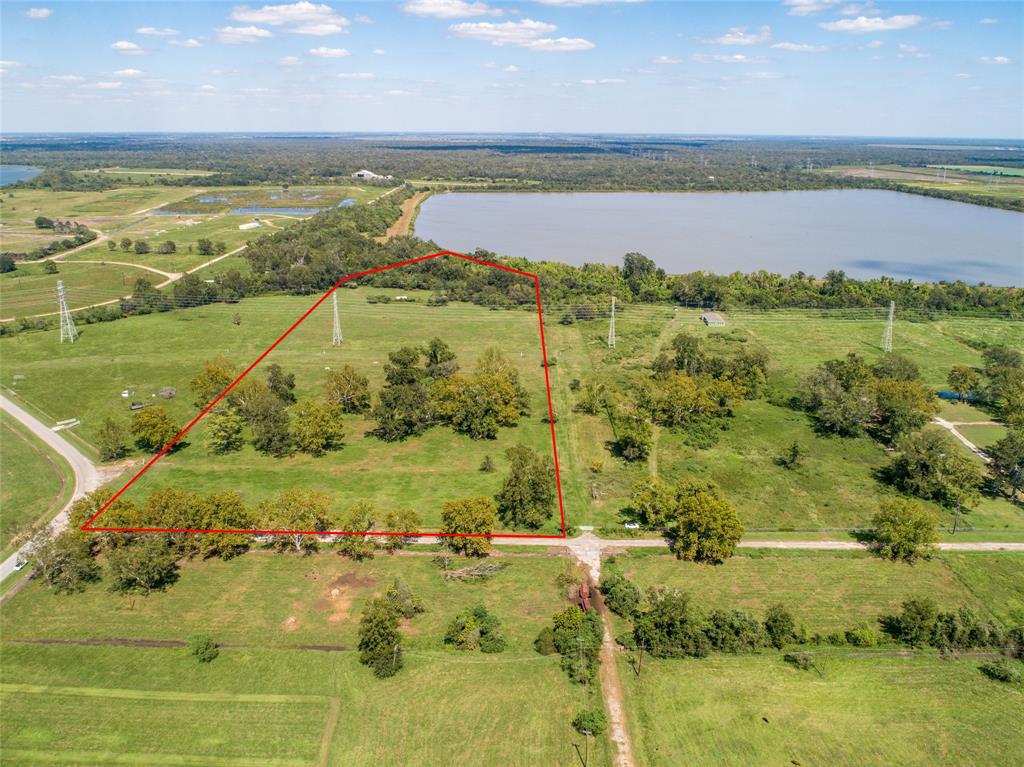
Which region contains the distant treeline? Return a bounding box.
[5,135,1022,205]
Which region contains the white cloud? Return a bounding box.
[838,2,878,16]
[503,64,519,72]
[653,55,682,64]
[525,37,594,51]
[217,26,273,43]
[337,72,375,79]
[355,14,373,23]
[771,42,825,52]
[932,20,952,29]
[691,53,767,64]
[25,7,52,19]
[979,55,1012,65]
[978,18,998,25]
[819,15,922,33]
[537,0,641,5]
[199,84,217,91]
[864,39,883,48]
[84,81,124,90]
[749,71,782,79]
[310,46,349,57]
[954,72,970,79]
[372,48,386,55]
[705,25,771,46]
[580,77,624,85]
[229,2,350,35]
[448,18,594,51]
[136,26,179,36]
[170,38,204,48]
[46,74,84,82]
[114,68,145,77]
[111,40,144,55]
[403,0,500,19]
[782,0,840,16]
[278,56,303,66]
[384,89,413,96]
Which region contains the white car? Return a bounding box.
[14,559,28,571]
[623,522,640,530]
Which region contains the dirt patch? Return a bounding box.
[10,637,186,648]
[282,615,301,632]
[289,644,348,652]
[313,573,377,624]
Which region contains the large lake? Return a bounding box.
[416,190,1024,286]
[0,165,40,186]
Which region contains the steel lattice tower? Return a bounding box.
[881,300,894,353]
[57,280,79,344]
[607,296,616,349]
[332,291,342,346]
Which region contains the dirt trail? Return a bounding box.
[932,417,992,464]
[376,191,429,242]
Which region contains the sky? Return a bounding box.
[1,0,1021,137]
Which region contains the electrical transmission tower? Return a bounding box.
[57,280,79,344]
[881,300,894,353]
[607,296,616,349]
[331,291,342,346]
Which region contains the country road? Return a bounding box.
[0,394,104,581]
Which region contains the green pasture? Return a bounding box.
[0,289,564,532]
[159,184,391,215]
[0,261,150,318]
[0,412,73,557]
[610,549,1024,633]
[928,164,1024,177]
[620,653,1024,767]
[0,554,609,767]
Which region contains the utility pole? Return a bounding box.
[331,291,342,346]
[607,296,616,349]
[881,300,894,353]
[57,280,78,344]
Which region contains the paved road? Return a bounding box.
[0,394,104,581]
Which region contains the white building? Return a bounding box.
[352,169,394,180]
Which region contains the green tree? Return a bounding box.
[372,380,432,442]
[34,215,54,229]
[96,417,128,462]
[195,490,253,559]
[204,408,245,454]
[988,429,1024,500]
[424,337,459,379]
[130,406,180,453]
[28,529,99,594]
[265,363,296,404]
[157,240,177,254]
[947,365,981,401]
[190,358,236,409]
[872,498,939,562]
[323,365,371,413]
[777,440,804,470]
[257,489,331,552]
[106,537,178,594]
[871,378,939,443]
[495,444,556,528]
[196,238,214,256]
[885,430,984,510]
[892,596,939,647]
[572,708,608,736]
[291,398,344,456]
[0,254,15,273]
[358,596,403,678]
[763,603,797,649]
[250,398,291,457]
[188,633,219,663]
[43,260,58,274]
[119,237,132,252]
[550,605,604,683]
[380,507,421,552]
[632,478,742,562]
[441,497,497,557]
[444,605,506,653]
[613,411,652,461]
[633,587,711,658]
[134,240,151,255]
[337,500,376,560]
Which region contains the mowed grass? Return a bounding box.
[161,184,390,214]
[0,288,565,532]
[0,261,148,318]
[0,554,610,767]
[620,653,1024,767]
[611,550,1023,633]
[0,412,73,556]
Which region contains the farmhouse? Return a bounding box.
[352,169,394,180]
[701,311,726,327]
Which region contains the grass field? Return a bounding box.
[0,261,151,319]
[825,164,1024,204]
[1,288,564,533]
[159,185,390,215]
[0,554,610,767]
[0,412,73,557]
[620,653,1024,767]
[610,549,1024,633]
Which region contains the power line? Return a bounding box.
[57,280,79,344]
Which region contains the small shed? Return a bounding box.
[701,312,726,327]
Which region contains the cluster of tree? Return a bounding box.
[3,222,97,261]
[883,596,1019,652]
[108,238,179,256]
[34,217,84,233]
[627,478,744,562]
[373,341,529,443]
[357,580,424,678]
[534,605,605,684]
[495,444,556,528]
[882,430,985,522]
[8,168,117,192]
[800,352,939,443]
[444,605,506,653]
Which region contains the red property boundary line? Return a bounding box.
[82,250,568,540]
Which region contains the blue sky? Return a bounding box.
[1,1,1020,137]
